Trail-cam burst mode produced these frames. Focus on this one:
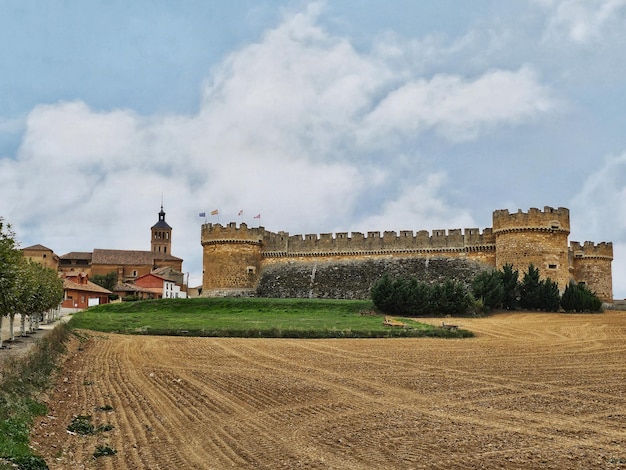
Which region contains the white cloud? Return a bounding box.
[0,3,557,287]
[570,153,626,241]
[536,0,626,43]
[613,243,626,300]
[359,66,554,144]
[570,153,626,299]
[350,173,476,233]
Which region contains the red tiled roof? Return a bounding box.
[113,282,154,294]
[91,249,181,265]
[59,252,93,260]
[22,244,54,252]
[63,279,112,294]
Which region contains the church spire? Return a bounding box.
[151,203,172,255]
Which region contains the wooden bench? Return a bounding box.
[384,316,407,328]
[441,322,458,330]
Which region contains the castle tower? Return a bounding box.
[200,222,264,297]
[151,204,172,254]
[493,206,571,289]
[570,241,613,302]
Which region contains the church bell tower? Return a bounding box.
[151,204,172,254]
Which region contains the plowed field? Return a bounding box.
[32,312,626,469]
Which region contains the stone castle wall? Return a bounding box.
[200,207,614,301]
[257,258,490,300]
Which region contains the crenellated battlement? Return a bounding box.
[201,222,496,255]
[201,222,268,245]
[265,227,495,255]
[570,241,614,260]
[493,206,570,234]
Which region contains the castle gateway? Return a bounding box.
[200,206,613,302]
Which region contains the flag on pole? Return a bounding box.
[238,210,243,216]
[253,213,261,219]
[211,209,219,216]
[198,212,206,217]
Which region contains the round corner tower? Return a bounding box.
[493,206,570,289]
[200,222,264,297]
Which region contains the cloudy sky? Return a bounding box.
[1,0,625,297]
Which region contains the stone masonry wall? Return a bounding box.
[570,241,614,301]
[202,242,262,292]
[494,206,571,290]
[256,257,491,299]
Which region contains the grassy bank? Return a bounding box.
[0,322,71,470]
[68,298,473,338]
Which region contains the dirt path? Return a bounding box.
[31,312,626,469]
[0,312,70,360]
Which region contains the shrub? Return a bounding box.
[431,280,472,316]
[561,282,603,312]
[471,270,504,311]
[93,445,117,458]
[539,277,561,312]
[520,264,542,310]
[501,264,520,310]
[371,277,470,316]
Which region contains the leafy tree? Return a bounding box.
[0,218,64,342]
[91,271,118,291]
[0,218,21,347]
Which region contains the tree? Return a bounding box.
[520,264,542,310]
[519,264,561,312]
[91,271,118,292]
[501,264,520,310]
[471,269,504,311]
[370,274,395,314]
[561,282,602,312]
[538,277,561,312]
[431,279,471,316]
[0,218,21,347]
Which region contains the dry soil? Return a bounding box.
[30,312,626,469]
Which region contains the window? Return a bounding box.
[548,264,557,269]
[132,270,137,277]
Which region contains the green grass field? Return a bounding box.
[68,298,473,338]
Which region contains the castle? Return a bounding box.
[200,206,613,302]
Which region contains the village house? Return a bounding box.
[134,272,186,299]
[61,271,112,309]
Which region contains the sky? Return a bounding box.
[0,0,625,297]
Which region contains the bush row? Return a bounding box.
[372,263,603,316]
